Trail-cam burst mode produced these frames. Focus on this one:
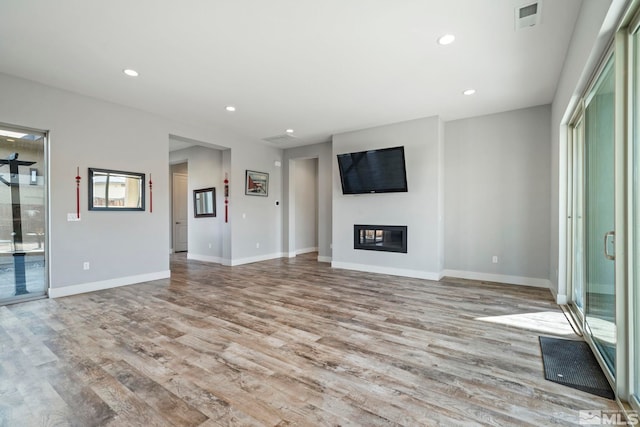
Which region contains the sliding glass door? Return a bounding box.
[570,114,585,316]
[583,57,616,375]
[569,55,617,383]
[0,125,47,304]
[632,17,640,409]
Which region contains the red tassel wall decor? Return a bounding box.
[224,173,229,223]
[75,166,81,219]
[149,173,153,213]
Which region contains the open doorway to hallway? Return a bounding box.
[291,157,319,258]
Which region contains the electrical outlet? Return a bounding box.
[208,243,212,249]
[83,262,90,270]
[67,213,80,221]
[256,242,260,249]
[492,256,498,264]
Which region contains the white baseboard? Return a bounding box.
[296,247,318,255]
[331,261,440,281]
[440,269,551,288]
[317,256,332,263]
[187,253,225,264]
[287,252,297,258]
[230,252,285,266]
[49,270,171,298]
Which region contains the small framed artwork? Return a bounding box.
[245,170,269,196]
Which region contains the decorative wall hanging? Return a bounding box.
[149,173,153,213]
[245,170,268,196]
[194,187,216,217]
[224,173,229,223]
[75,166,81,219]
[88,167,145,211]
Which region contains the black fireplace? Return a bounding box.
[354,225,407,253]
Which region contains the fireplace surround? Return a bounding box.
[353,225,407,253]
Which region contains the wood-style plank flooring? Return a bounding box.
[0,253,620,426]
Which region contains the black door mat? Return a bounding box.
[539,336,614,400]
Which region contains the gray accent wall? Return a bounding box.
[332,117,444,279]
[444,105,551,283]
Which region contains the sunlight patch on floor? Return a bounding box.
[475,311,576,335]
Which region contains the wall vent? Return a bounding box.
[263,134,298,145]
[515,2,541,30]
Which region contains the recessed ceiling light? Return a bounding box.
[285,129,294,133]
[225,105,236,112]
[463,89,476,96]
[437,34,455,45]
[123,69,139,77]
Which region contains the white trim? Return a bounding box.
[287,252,297,258]
[441,269,551,288]
[547,284,568,304]
[48,270,170,298]
[230,252,284,266]
[331,261,440,281]
[296,246,318,255]
[187,253,225,264]
[317,256,332,263]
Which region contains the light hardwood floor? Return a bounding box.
[0,253,620,426]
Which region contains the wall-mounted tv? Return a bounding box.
[337,146,408,194]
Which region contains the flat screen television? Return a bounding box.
[337,146,408,194]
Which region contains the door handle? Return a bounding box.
[604,231,615,260]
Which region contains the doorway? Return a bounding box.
[290,158,319,256]
[0,124,47,305]
[171,165,188,253]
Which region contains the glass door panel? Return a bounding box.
[584,57,616,375]
[572,116,586,314]
[0,126,46,304]
[633,25,640,407]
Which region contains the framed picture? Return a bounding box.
[245,170,269,196]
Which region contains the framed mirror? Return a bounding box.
[194,187,216,217]
[88,168,145,211]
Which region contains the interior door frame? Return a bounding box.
[172,172,188,253]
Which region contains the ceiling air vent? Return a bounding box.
[515,2,541,30]
[263,134,298,145]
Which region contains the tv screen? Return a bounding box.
[337,146,408,194]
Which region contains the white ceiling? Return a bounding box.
[0,0,582,149]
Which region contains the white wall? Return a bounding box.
[293,158,318,254]
[170,145,225,263]
[444,105,552,288]
[0,72,284,296]
[332,116,444,280]
[282,142,333,262]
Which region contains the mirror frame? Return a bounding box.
[193,187,216,217]
[88,167,146,211]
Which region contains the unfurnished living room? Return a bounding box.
[1,0,640,426]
